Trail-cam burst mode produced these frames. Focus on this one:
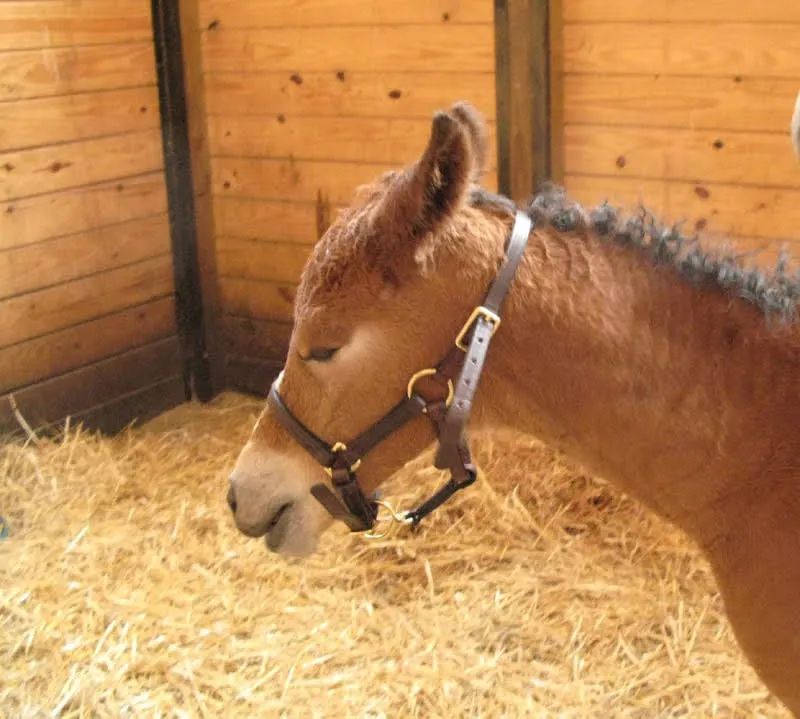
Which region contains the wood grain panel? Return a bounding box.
[0,254,174,347]
[218,277,295,321]
[0,337,182,434]
[563,126,800,188]
[563,76,800,133]
[564,175,800,244]
[0,296,177,394]
[1,173,168,251]
[0,86,160,152]
[211,157,395,205]
[564,24,800,79]
[74,375,186,435]
[212,157,498,205]
[0,214,171,300]
[204,72,497,119]
[0,0,154,51]
[202,27,494,74]
[209,115,497,166]
[217,238,312,284]
[199,0,492,28]
[667,183,800,243]
[565,175,669,216]
[213,198,321,243]
[0,130,164,202]
[224,355,282,397]
[0,43,156,102]
[218,314,292,362]
[563,0,800,23]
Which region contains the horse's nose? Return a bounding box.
[226,478,237,514]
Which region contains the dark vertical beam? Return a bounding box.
[150,0,218,402]
[494,0,559,202]
[548,0,565,185]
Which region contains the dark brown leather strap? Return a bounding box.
[434,210,532,470]
[267,379,336,467]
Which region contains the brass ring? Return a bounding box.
[406,368,455,408]
[324,441,362,476]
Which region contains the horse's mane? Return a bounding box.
[518,184,800,326]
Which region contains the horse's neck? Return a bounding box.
[476,228,795,542]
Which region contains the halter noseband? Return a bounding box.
[266,210,533,536]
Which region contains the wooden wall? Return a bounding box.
[559,0,800,266]
[0,0,186,435]
[195,0,499,394]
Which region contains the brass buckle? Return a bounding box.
[357,500,413,540]
[455,305,501,352]
[407,368,455,411]
[324,441,362,476]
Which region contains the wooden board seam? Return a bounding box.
[1,243,172,303]
[1,287,176,352]
[568,170,800,194]
[0,209,168,254]
[0,167,165,204]
[0,81,157,108]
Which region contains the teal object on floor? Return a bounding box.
[0,516,7,540]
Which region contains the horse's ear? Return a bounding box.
[377,107,475,242]
[449,101,488,180]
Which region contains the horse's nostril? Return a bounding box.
[226,483,237,514]
[266,502,292,532]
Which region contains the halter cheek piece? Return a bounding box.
[267,210,533,536]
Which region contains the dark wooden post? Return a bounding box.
[494,0,563,202]
[150,0,221,402]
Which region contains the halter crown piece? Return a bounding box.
[267,210,533,538]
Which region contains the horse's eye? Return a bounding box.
[307,347,339,362]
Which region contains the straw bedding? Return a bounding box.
[0,391,790,717]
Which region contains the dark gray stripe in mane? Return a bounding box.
[514,184,800,326]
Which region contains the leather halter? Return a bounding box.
[266,210,533,534]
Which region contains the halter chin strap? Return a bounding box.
[266,210,533,534]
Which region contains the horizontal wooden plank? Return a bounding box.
[0,43,156,102]
[0,254,175,348]
[0,296,177,394]
[564,76,800,133]
[212,157,396,204]
[199,0,492,28]
[212,157,498,205]
[218,277,295,321]
[224,354,283,397]
[0,214,171,300]
[75,375,186,436]
[203,72,497,120]
[0,1,154,51]
[213,198,323,243]
[0,86,160,152]
[0,337,182,435]
[202,27,494,73]
[217,238,312,284]
[218,314,292,362]
[563,24,800,79]
[208,115,498,167]
[563,175,800,245]
[563,0,800,23]
[0,130,164,202]
[1,172,168,251]
[563,126,800,189]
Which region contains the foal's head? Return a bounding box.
[227,103,515,556]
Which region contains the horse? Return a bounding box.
[226,101,800,714]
